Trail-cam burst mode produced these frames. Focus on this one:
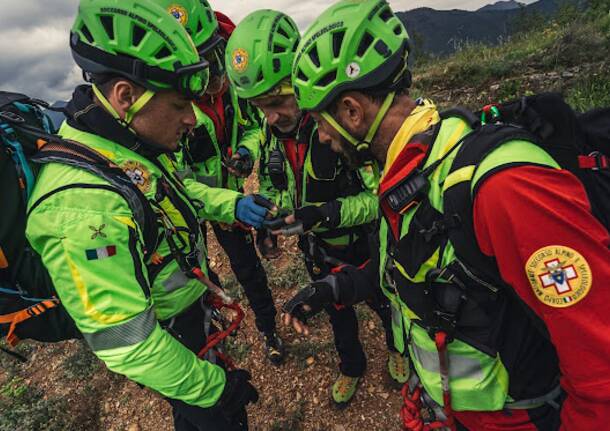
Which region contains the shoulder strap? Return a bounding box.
[443,121,539,285]
[31,140,158,257]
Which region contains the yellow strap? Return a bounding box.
[125,90,155,124]
[92,85,121,120]
[442,165,475,192]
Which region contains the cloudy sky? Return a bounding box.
[0,0,532,102]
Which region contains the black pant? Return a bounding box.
[299,233,395,377]
[211,223,277,334]
[164,298,249,431]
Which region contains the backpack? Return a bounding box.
[440,93,610,289]
[0,91,157,358]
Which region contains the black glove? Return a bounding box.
[294,201,341,232]
[226,153,254,177]
[213,369,259,421]
[282,276,339,323]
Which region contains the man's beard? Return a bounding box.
[337,134,374,170]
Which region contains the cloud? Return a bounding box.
[0,0,535,102]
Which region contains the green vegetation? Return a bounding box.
[0,376,74,431]
[413,5,610,111]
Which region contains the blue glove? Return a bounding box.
[236,147,250,158]
[236,195,269,228]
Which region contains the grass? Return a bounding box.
[414,13,610,94]
[0,376,75,431]
[566,73,610,111]
[223,335,252,363]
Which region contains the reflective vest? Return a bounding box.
[379,114,560,411]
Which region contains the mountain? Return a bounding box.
[478,0,524,12]
[398,0,581,56]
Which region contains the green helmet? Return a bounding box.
[153,0,225,75]
[292,0,410,112]
[225,10,300,99]
[70,0,209,98]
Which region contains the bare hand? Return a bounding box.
[282,306,313,336]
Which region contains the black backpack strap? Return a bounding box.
[442,122,538,285]
[31,140,158,258]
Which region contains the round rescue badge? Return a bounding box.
[168,4,188,26]
[122,161,152,194]
[231,48,249,73]
[525,245,592,308]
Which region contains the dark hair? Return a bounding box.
[327,86,409,116]
[88,72,144,98]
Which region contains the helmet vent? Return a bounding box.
[273,44,286,54]
[196,19,204,34]
[374,40,391,58]
[256,69,264,84]
[80,24,94,44]
[356,32,374,57]
[308,46,320,68]
[332,31,345,58]
[393,24,403,36]
[296,67,307,82]
[379,7,393,22]
[273,58,281,73]
[316,69,336,88]
[100,15,115,40]
[132,24,146,47]
[277,25,290,40]
[154,45,171,60]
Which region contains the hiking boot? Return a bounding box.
[331,373,360,409]
[387,351,410,389]
[263,331,285,365]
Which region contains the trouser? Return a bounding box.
[163,297,249,431]
[299,233,396,377]
[211,222,277,334]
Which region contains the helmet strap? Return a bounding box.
[320,91,396,154]
[92,84,155,128]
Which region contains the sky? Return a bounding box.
[0,0,534,102]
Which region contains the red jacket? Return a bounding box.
[454,165,610,430]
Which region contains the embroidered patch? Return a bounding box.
[525,245,592,308]
[231,48,249,73]
[86,245,116,261]
[121,161,151,193]
[168,4,188,26]
[89,224,107,240]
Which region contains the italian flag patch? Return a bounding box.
[86,245,117,261]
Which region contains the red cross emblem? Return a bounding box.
[538,258,578,295]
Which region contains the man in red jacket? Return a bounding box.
[282,1,610,429]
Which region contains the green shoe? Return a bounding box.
[331,373,360,409]
[387,351,410,388]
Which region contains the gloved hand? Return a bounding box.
[294,205,325,232]
[235,195,268,228]
[211,369,259,422]
[226,147,254,177]
[294,201,340,232]
[282,276,339,325]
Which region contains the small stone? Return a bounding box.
[368,321,375,330]
[127,424,141,431]
[562,71,575,78]
[489,84,500,91]
[367,385,375,394]
[305,356,315,366]
[313,396,319,404]
[379,392,389,400]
